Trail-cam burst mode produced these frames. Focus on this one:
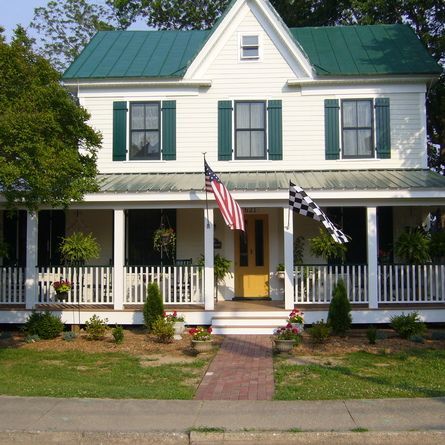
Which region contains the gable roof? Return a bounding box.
[63,24,441,80]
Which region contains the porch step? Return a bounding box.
[211,314,288,335]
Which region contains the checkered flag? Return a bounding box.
[289,181,349,244]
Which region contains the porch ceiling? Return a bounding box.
[97,169,445,194]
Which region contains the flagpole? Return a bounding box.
[203,152,210,229]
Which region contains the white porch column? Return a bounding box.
[367,207,378,309]
[204,208,214,310]
[284,207,294,310]
[113,209,125,310]
[25,211,38,310]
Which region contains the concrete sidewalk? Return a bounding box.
[0,396,444,444]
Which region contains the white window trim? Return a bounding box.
[239,33,261,61]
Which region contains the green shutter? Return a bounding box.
[113,102,127,161]
[162,100,176,160]
[267,100,282,160]
[324,99,340,160]
[375,98,391,159]
[218,100,233,160]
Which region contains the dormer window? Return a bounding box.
[241,35,259,59]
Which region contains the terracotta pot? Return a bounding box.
[191,339,213,353]
[173,321,185,340]
[274,339,295,352]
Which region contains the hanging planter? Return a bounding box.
[153,227,176,258]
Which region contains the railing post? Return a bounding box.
[284,207,294,310]
[204,208,214,310]
[367,207,378,309]
[25,212,38,310]
[113,209,125,310]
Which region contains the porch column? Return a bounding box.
[367,207,378,309]
[113,209,125,310]
[204,208,214,310]
[25,211,38,310]
[284,207,294,310]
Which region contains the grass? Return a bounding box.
[0,349,208,399]
[274,349,445,400]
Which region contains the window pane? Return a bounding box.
[239,232,248,267]
[131,104,145,130]
[250,103,264,128]
[236,103,250,128]
[343,130,357,156]
[130,131,160,160]
[251,131,265,157]
[145,104,159,130]
[255,219,264,267]
[145,131,160,159]
[236,132,251,157]
[357,101,371,127]
[130,132,146,159]
[357,129,372,156]
[242,35,258,46]
[342,102,357,127]
[242,47,259,58]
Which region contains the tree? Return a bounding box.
[30,0,127,72]
[0,28,101,211]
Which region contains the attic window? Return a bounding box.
[241,35,259,59]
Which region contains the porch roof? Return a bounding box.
[97,169,445,193]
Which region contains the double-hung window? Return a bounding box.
[240,35,259,59]
[129,102,160,160]
[341,99,373,158]
[235,101,266,159]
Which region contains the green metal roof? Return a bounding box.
[63,24,441,80]
[96,169,445,193]
[290,25,442,76]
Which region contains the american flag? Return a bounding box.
[289,181,348,244]
[204,160,245,231]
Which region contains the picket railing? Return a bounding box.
[38,266,113,304]
[294,264,368,304]
[378,264,445,304]
[0,267,25,304]
[125,265,204,305]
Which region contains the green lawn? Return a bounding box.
[0,349,208,399]
[274,349,445,400]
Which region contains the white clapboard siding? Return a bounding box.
[0,267,25,304]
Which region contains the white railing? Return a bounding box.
[295,264,368,304]
[0,267,25,304]
[38,266,113,304]
[125,265,204,305]
[378,264,445,304]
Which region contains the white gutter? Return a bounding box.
[62,79,212,89]
[287,75,438,87]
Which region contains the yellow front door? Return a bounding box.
[235,214,269,298]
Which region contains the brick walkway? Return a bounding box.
[195,335,275,400]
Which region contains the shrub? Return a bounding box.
[85,315,108,340]
[143,283,164,332]
[431,331,445,341]
[25,311,64,340]
[151,316,174,343]
[25,334,40,343]
[410,334,424,343]
[366,326,377,345]
[390,312,426,339]
[327,280,351,335]
[63,331,77,342]
[308,320,330,343]
[112,325,124,344]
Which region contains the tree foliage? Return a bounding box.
[0,28,101,211]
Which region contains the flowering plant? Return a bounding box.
[189,326,212,341]
[164,311,185,323]
[287,309,304,324]
[273,324,302,341]
[53,279,72,293]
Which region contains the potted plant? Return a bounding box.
[59,232,100,266]
[287,308,304,331]
[272,324,302,352]
[52,279,72,301]
[198,254,232,300]
[394,228,430,264]
[276,263,285,279]
[189,326,213,353]
[153,227,176,258]
[309,228,347,263]
[164,311,186,340]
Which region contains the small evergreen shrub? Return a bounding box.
[143,283,164,332]
[63,331,77,342]
[25,334,40,343]
[376,330,389,340]
[410,334,424,343]
[390,312,426,339]
[151,316,174,343]
[366,326,377,344]
[25,311,64,340]
[308,320,330,343]
[327,279,352,335]
[85,315,109,340]
[112,325,124,344]
[431,331,445,341]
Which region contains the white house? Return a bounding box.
[1,0,444,333]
